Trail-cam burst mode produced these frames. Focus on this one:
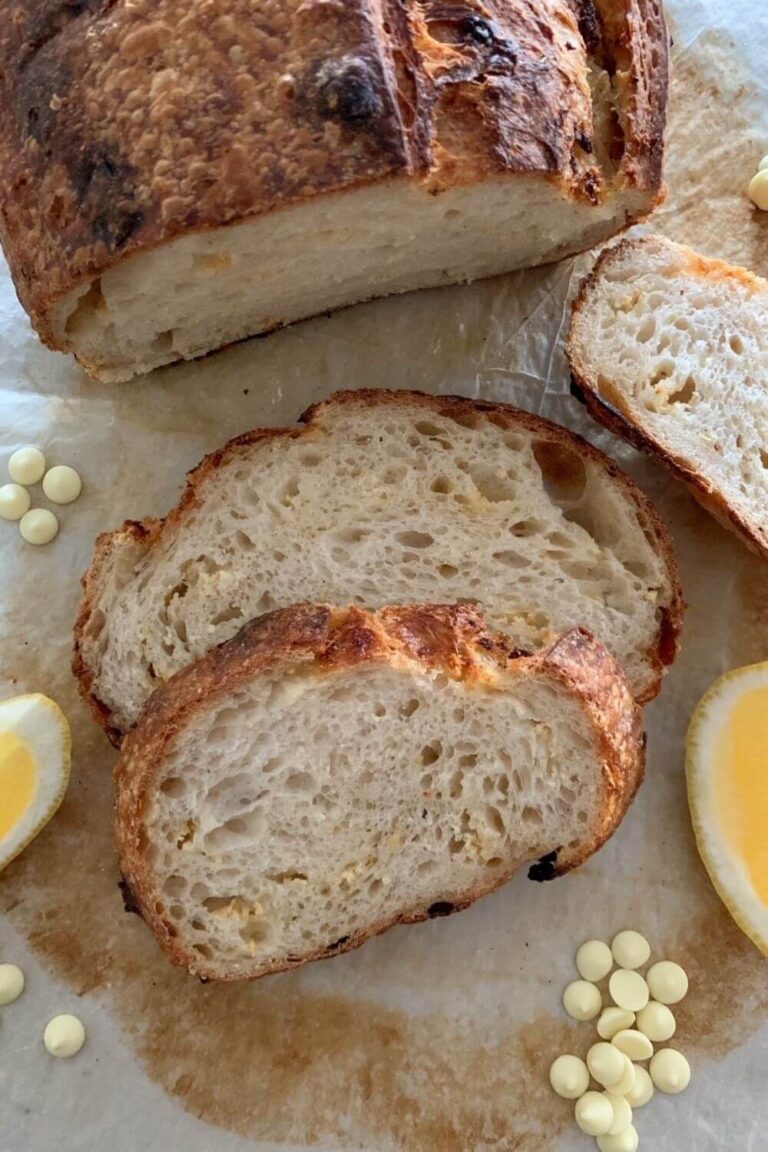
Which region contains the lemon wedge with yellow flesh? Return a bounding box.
[0,694,71,873]
[687,663,768,955]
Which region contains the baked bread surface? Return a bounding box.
[73,389,683,740]
[0,0,669,378]
[115,602,645,981]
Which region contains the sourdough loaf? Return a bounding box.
[115,603,645,981]
[74,390,683,739]
[568,235,768,559]
[0,0,668,381]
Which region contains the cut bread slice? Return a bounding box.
[568,234,768,558]
[115,603,645,982]
[73,391,682,741]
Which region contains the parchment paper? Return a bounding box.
[2,3,768,1149]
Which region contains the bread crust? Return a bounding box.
[115,602,645,981]
[0,0,668,349]
[72,388,684,741]
[568,234,768,560]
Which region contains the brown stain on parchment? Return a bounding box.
[656,28,768,271]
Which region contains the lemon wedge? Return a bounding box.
[0,694,71,874]
[687,663,768,954]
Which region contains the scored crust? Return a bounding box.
[72,388,685,743]
[0,0,668,345]
[568,235,768,561]
[115,602,645,981]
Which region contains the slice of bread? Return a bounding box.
[74,391,682,741]
[115,603,645,982]
[568,234,768,558]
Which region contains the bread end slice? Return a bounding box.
[116,603,644,982]
[568,234,768,559]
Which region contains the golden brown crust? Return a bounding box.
[72,388,684,742]
[567,235,768,561]
[0,0,668,344]
[115,603,645,981]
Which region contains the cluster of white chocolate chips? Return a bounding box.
[0,447,82,544]
[550,931,690,1151]
[0,963,85,1057]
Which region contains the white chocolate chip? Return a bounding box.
[574,1091,614,1136]
[597,1125,639,1152]
[759,155,768,172]
[0,483,31,521]
[625,1065,654,1109]
[749,169,768,210]
[42,465,82,505]
[609,969,649,1012]
[650,1048,690,1094]
[8,446,46,485]
[604,1093,632,1135]
[43,1014,86,1058]
[549,1054,590,1100]
[610,1054,636,1097]
[612,1029,654,1061]
[19,508,59,545]
[636,1000,676,1042]
[647,961,688,1005]
[597,1007,635,1040]
[576,939,613,982]
[587,1042,626,1088]
[0,963,25,1005]
[563,979,602,1021]
[611,930,650,970]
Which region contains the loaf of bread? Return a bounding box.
[115,603,645,981]
[74,390,682,739]
[568,235,768,559]
[0,1,668,381]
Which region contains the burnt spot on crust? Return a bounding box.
[462,15,495,46]
[92,207,144,251]
[427,901,455,917]
[312,56,383,126]
[18,0,118,71]
[527,849,560,882]
[118,875,142,917]
[657,606,681,668]
[326,935,350,952]
[569,0,601,55]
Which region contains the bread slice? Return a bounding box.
[568,234,768,558]
[74,391,682,740]
[115,603,645,982]
[0,0,668,381]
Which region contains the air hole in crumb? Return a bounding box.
[729,334,744,355]
[160,777,187,799]
[438,563,458,578]
[493,550,529,569]
[532,441,587,503]
[511,518,545,537]
[395,530,434,549]
[430,476,453,494]
[444,208,461,220]
[401,698,420,717]
[667,375,696,405]
[374,703,386,717]
[420,743,442,767]
[285,772,315,792]
[521,805,543,826]
[234,530,255,551]
[760,449,768,470]
[163,875,187,898]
